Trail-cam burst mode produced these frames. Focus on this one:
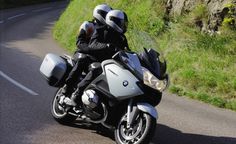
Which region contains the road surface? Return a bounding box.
[0,1,236,144]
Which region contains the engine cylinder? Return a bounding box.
[81,89,99,108]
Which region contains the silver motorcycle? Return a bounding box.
[40,48,169,144]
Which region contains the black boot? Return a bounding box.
[63,95,77,106]
[63,89,81,106]
[61,84,74,97]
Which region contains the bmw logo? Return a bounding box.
[123,80,129,87]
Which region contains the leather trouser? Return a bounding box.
[65,52,94,89]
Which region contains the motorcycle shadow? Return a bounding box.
[66,119,115,141]
[151,123,236,144]
[64,121,236,144]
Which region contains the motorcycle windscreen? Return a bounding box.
[139,48,167,79]
[119,51,143,80]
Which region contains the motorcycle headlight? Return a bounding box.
[142,67,168,92]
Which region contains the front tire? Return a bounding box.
[115,112,156,144]
[51,88,77,124]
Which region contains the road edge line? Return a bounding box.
[0,71,39,96]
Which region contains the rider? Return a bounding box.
[64,10,130,106]
[62,4,112,97]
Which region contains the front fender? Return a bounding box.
[137,103,158,119]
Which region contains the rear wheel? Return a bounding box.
[51,88,77,124]
[115,112,156,144]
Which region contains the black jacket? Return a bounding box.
[75,29,90,54]
[87,26,130,62]
[75,21,103,54]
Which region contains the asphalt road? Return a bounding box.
[0,1,236,144]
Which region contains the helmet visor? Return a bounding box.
[97,10,108,19]
[110,16,128,33]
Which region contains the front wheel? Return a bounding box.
[51,88,77,124]
[115,112,156,144]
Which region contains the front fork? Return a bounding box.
[126,99,158,127]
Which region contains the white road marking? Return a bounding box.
[7,13,26,20]
[0,71,39,96]
[32,7,52,12]
[2,6,54,23]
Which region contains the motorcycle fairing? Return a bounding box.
[137,102,158,119]
[86,59,144,101]
[103,60,143,100]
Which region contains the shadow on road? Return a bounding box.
[151,123,236,144]
[66,121,236,144]
[68,120,115,141]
